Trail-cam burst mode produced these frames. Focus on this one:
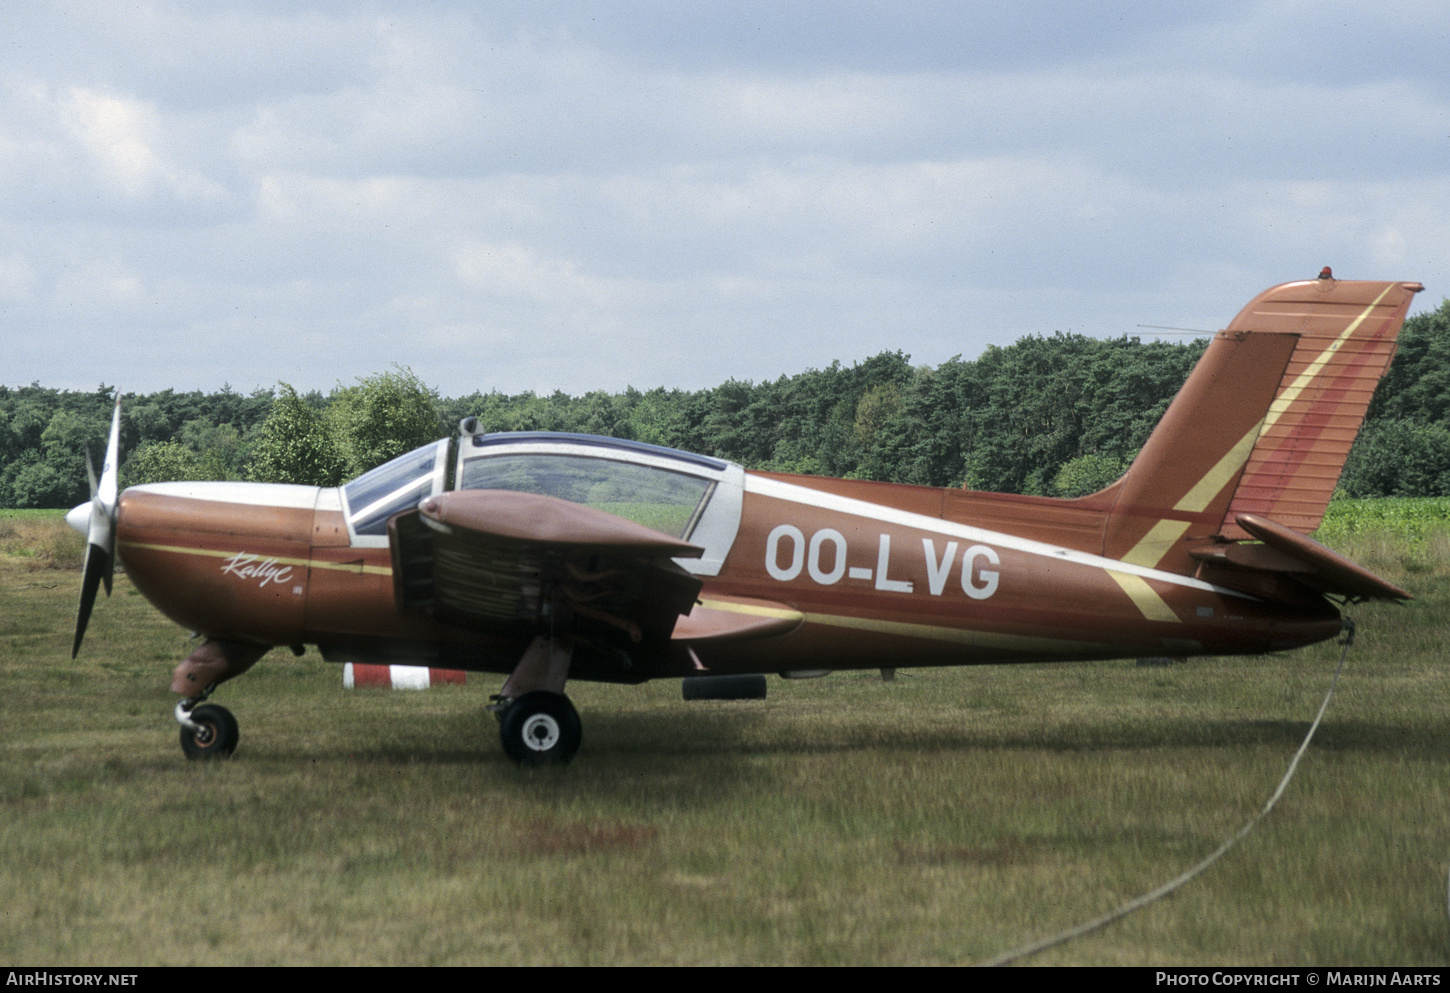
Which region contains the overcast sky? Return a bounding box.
[4,1,1447,400]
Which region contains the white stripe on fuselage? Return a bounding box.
[128,480,327,510]
[744,475,1253,600]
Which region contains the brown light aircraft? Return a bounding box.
[69,274,1422,764]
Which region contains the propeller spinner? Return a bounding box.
[70,396,121,658]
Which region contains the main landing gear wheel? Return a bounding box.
[179,704,240,760]
[499,691,581,766]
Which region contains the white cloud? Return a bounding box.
[0,252,38,301]
[454,240,593,303]
[2,1,1447,399]
[59,88,161,195]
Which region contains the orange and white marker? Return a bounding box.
[343,663,467,690]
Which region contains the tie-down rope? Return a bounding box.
[979,619,1356,967]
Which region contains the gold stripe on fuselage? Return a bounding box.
[118,540,393,576]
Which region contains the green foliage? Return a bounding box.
[177,419,251,479]
[3,401,49,454]
[5,452,75,509]
[39,408,105,458]
[126,401,174,444]
[326,366,443,479]
[1052,452,1132,497]
[1339,419,1450,498]
[959,335,1204,495]
[121,441,219,488]
[853,383,902,453]
[0,388,115,507]
[246,384,346,487]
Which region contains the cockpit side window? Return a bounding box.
[460,453,713,539]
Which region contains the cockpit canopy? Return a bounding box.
[339,432,744,575]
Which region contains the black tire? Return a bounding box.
[499,691,582,766]
[681,674,768,700]
[179,704,239,760]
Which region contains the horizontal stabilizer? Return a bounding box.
[1191,513,1410,603]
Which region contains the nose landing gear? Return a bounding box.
[175,687,239,760]
[169,639,266,760]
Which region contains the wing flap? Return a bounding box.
[673,594,805,643]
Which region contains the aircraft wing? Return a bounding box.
[671,593,805,643]
[389,489,705,644]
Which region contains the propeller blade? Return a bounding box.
[72,395,121,657]
[72,541,111,659]
[98,396,120,508]
[85,447,98,500]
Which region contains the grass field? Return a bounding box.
[1,508,1447,965]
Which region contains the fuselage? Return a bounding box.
[109,443,1343,685]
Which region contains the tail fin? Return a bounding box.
[1099,276,1423,577]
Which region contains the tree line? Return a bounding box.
[5,298,1448,509]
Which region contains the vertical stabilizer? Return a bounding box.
[1101,277,1422,574]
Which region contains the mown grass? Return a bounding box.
[0,509,85,571]
[1,511,1447,965]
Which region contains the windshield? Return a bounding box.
[342,439,450,536]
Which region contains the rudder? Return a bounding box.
[1220,277,1422,537]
